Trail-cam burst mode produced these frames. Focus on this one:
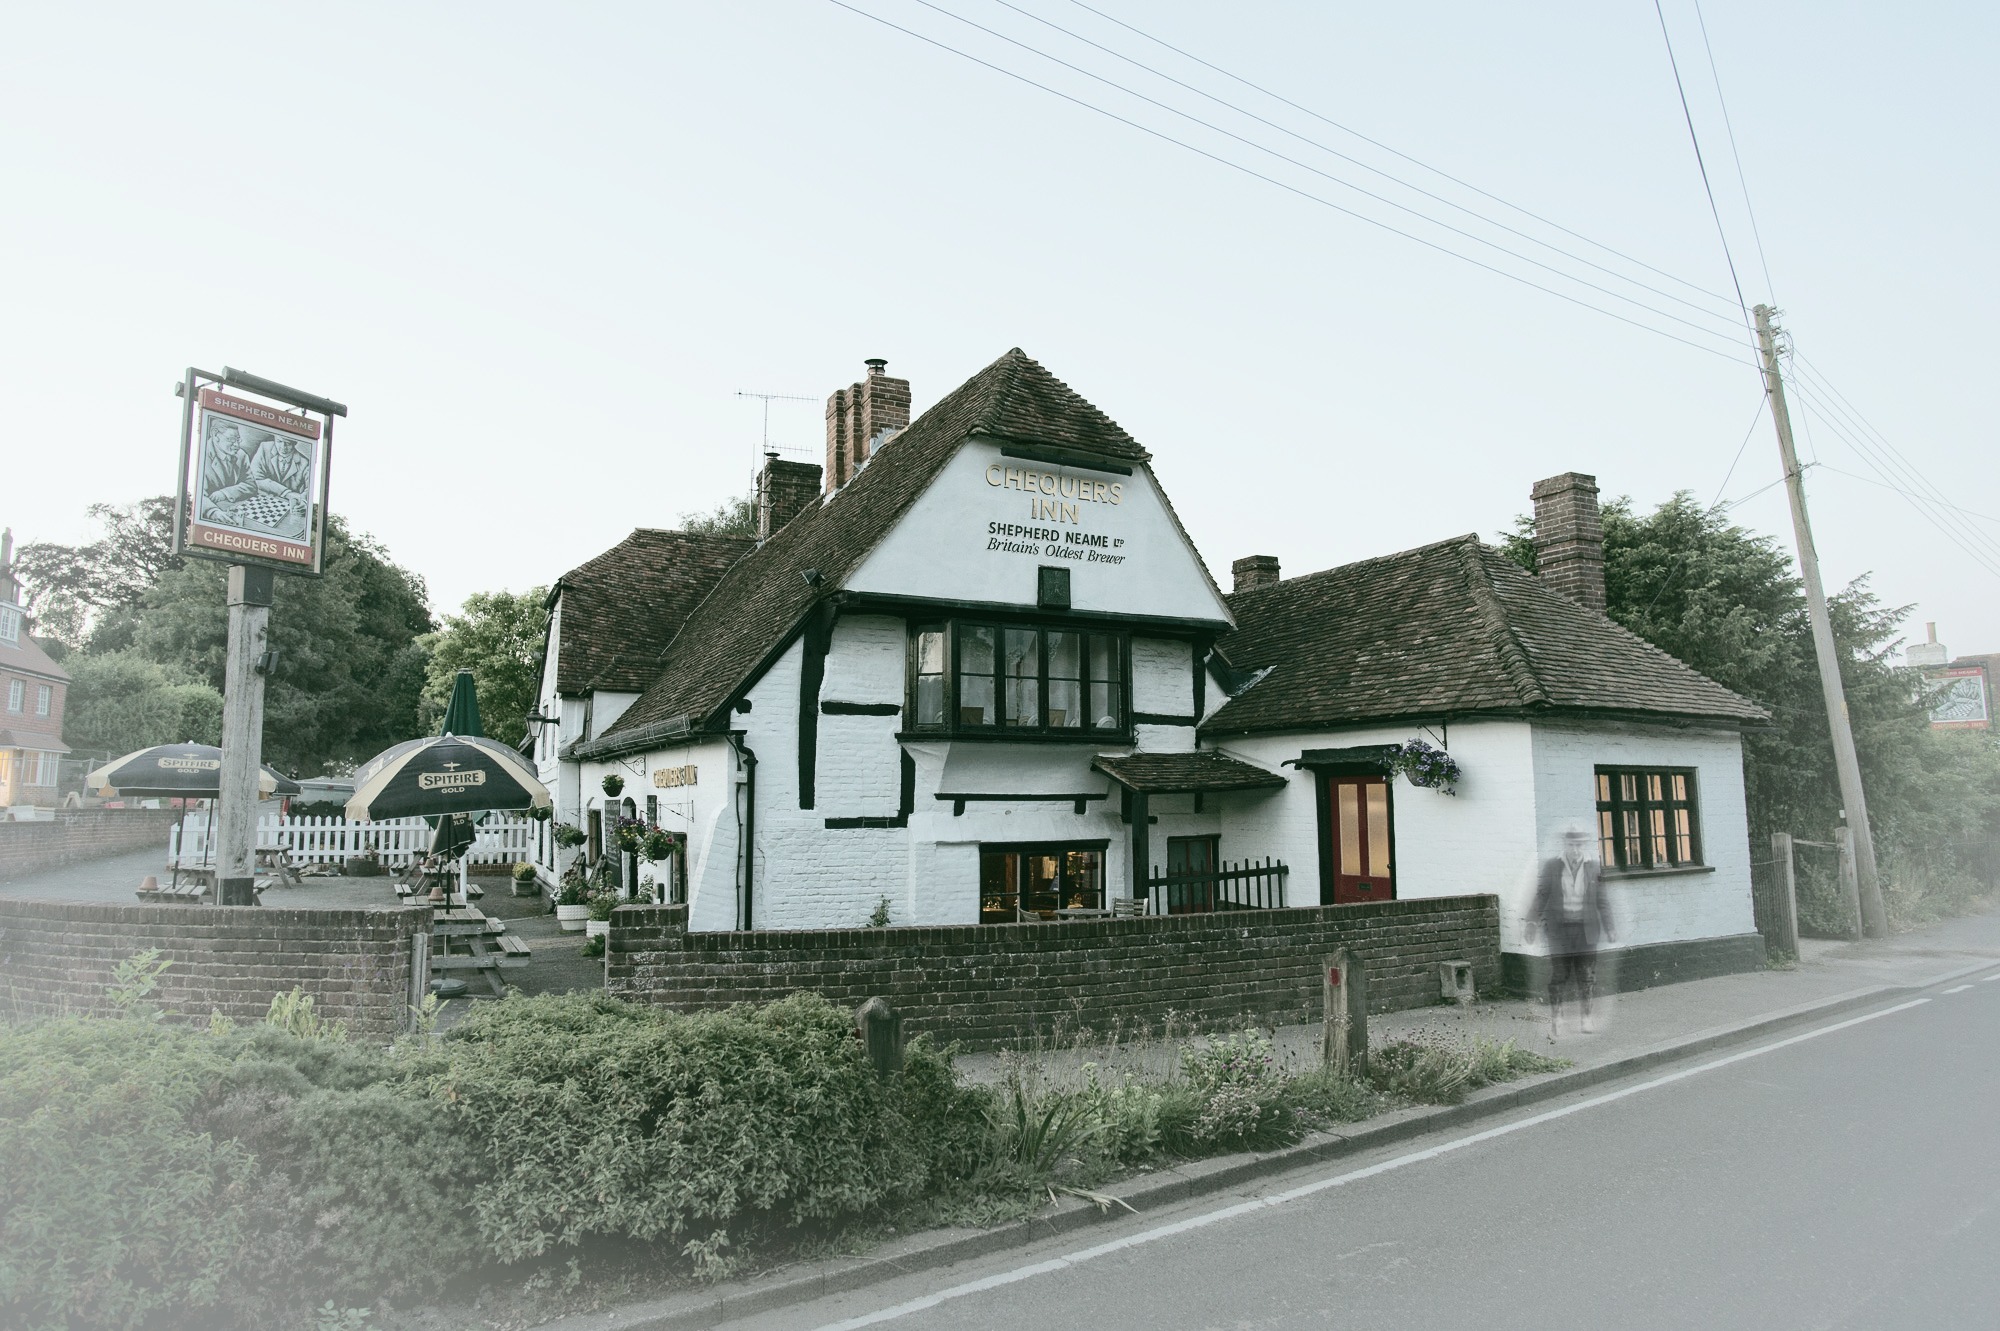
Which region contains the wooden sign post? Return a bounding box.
[1323,949,1369,1077]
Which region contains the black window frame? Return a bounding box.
[1594,765,1704,871]
[979,839,1109,923]
[906,619,1130,740]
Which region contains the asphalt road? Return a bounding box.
[727,968,2000,1331]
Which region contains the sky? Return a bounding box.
[4,1,1996,655]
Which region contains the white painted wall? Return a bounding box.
[844,438,1232,625]
[1527,720,1755,954]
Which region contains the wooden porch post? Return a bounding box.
[1129,789,1149,904]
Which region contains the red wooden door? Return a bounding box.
[1328,776,1394,904]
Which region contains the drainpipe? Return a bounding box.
[726,732,757,931]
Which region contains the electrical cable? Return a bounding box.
[1651,0,1754,342]
[906,0,1746,344]
[1689,0,1778,302]
[823,0,1756,366]
[1812,464,2000,526]
[1062,0,1740,308]
[981,0,1743,326]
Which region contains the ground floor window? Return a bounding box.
[1595,767,1702,869]
[980,841,1106,923]
[29,752,58,787]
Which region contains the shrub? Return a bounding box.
[1368,1033,1565,1105]
[512,861,537,884]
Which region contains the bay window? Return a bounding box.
[909,621,1127,737]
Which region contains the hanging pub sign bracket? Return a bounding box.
[172,366,343,578]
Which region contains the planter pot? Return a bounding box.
[344,856,382,877]
[555,904,589,932]
[511,880,540,898]
[585,917,610,939]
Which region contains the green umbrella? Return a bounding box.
[439,668,483,739]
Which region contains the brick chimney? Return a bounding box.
[1530,472,1605,613]
[824,358,911,492]
[756,454,823,542]
[1231,555,1280,594]
[0,527,17,605]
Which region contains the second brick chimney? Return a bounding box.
[1530,472,1606,613]
[1232,555,1281,595]
[825,358,911,492]
[756,454,823,542]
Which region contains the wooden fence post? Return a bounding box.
[1770,832,1800,956]
[1835,826,1864,942]
[1322,949,1368,1077]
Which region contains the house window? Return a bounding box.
[1595,767,1702,870]
[0,606,19,643]
[979,841,1106,923]
[31,752,59,787]
[5,680,20,713]
[36,685,51,717]
[910,621,1126,737]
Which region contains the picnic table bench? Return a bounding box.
[430,905,529,997]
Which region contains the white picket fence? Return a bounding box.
[169,814,538,868]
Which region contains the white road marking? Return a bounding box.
[1981,973,2000,983]
[1943,984,1974,994]
[806,997,1934,1331]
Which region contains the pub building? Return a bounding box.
[532,350,1772,987]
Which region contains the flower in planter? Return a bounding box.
[642,828,677,862]
[612,817,646,855]
[1387,738,1461,795]
[601,774,625,797]
[586,887,621,922]
[553,822,588,849]
[555,863,589,907]
[511,861,537,883]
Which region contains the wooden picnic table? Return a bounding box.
[429,905,530,997]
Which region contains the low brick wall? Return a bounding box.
[0,809,180,882]
[1503,932,1767,998]
[0,899,432,1036]
[607,895,1500,1049]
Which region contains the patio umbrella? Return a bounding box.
[85,744,288,891]
[438,668,483,738]
[345,734,550,822]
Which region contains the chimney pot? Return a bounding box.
[1231,555,1281,595]
[1530,472,1606,613]
[865,358,888,376]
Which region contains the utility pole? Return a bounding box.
[215,565,273,906]
[1753,304,1887,937]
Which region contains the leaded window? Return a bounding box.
[909,621,1127,737]
[1595,767,1702,870]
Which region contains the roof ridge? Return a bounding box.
[1456,535,1549,708]
[1225,531,1495,604]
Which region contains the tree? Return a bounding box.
[61,650,222,760]
[678,492,757,538]
[417,588,550,748]
[12,498,183,649]
[21,500,435,775]
[1503,495,2000,917]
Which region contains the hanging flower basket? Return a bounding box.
[612,817,646,855]
[601,774,625,797]
[553,822,588,849]
[1388,738,1461,795]
[643,829,677,862]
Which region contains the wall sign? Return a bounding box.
[982,463,1130,565]
[1931,667,1990,729]
[653,764,698,789]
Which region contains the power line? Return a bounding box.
[905,0,1746,344]
[1708,394,1769,509]
[1689,0,1777,301]
[979,0,1742,327]
[1812,463,2000,526]
[824,0,1756,366]
[1062,0,1740,309]
[1651,0,1753,340]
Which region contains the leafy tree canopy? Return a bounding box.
[1502,494,2000,859]
[677,492,756,538]
[417,587,549,748]
[61,649,222,761]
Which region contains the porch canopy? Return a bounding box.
[1092,751,1287,901]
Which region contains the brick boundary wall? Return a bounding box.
[0,809,181,882]
[0,899,432,1037]
[607,895,1501,1049]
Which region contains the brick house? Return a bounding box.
[535,351,1768,988]
[0,528,72,812]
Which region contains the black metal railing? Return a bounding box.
[1145,858,1289,915]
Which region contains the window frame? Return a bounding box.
[35,684,51,717]
[0,606,19,643]
[906,619,1131,740]
[5,679,21,713]
[1594,765,1704,872]
[978,839,1110,923]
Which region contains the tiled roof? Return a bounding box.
[1093,750,1287,793]
[1203,534,1769,736]
[596,350,1150,750]
[0,626,68,683]
[552,529,755,695]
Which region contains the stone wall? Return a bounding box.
[0,809,179,882]
[0,899,431,1036]
[607,895,1500,1049]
